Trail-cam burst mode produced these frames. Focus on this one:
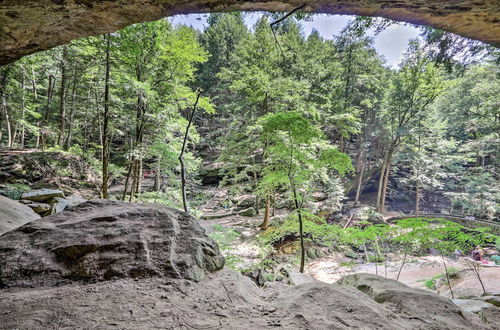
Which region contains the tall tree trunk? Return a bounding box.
[2,98,12,147]
[40,74,55,149]
[354,147,366,205]
[64,72,78,149]
[122,157,134,201]
[380,158,392,212]
[129,160,138,202]
[57,46,68,147]
[397,252,407,281]
[377,151,393,213]
[292,183,305,273]
[376,159,387,212]
[253,170,260,215]
[0,66,12,147]
[179,91,202,213]
[153,159,161,191]
[20,66,26,148]
[415,178,420,216]
[441,254,454,299]
[102,34,111,199]
[260,197,271,230]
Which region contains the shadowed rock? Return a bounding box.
[0,200,224,288]
[0,1,499,65]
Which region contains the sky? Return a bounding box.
[169,13,421,68]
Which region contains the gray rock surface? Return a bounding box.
[0,195,40,236]
[27,202,51,213]
[50,197,70,214]
[234,195,256,208]
[452,299,493,314]
[288,272,318,285]
[338,273,476,329]
[238,207,256,217]
[21,189,65,202]
[65,195,87,208]
[480,296,500,307]
[0,200,224,287]
[1,269,495,329]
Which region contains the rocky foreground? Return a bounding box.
[0,201,498,329]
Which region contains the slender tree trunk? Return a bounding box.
[20,67,26,148]
[122,157,134,201]
[463,258,486,294]
[397,252,407,281]
[102,34,111,199]
[354,150,365,205]
[260,197,271,230]
[0,66,12,148]
[129,160,138,202]
[380,157,392,212]
[2,98,12,147]
[253,170,260,215]
[64,73,78,149]
[136,159,142,194]
[153,160,161,191]
[415,178,420,216]
[292,184,305,273]
[441,254,454,299]
[57,46,68,147]
[31,66,38,99]
[376,159,387,212]
[41,74,55,150]
[272,190,276,216]
[179,91,202,213]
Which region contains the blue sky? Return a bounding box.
[170,13,421,68]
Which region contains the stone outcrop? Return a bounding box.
[18,189,78,216]
[1,269,496,329]
[1,1,499,65]
[0,195,40,236]
[21,189,65,202]
[0,200,225,288]
[338,273,479,329]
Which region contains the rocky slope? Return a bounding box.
[0,200,498,329]
[0,149,99,198]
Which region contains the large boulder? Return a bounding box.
[346,205,384,224]
[238,207,256,217]
[234,195,256,208]
[0,200,224,288]
[0,195,40,236]
[338,273,475,329]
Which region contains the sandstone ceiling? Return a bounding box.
[0,0,499,65]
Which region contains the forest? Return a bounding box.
[0,12,499,316]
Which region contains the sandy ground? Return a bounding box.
[307,255,500,298]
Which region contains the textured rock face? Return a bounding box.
[0,0,499,65]
[0,200,225,288]
[21,189,65,202]
[0,270,496,329]
[338,273,476,329]
[0,195,40,236]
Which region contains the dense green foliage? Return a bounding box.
[0,13,498,219]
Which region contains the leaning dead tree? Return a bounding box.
[178,90,203,213]
[270,4,306,58]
